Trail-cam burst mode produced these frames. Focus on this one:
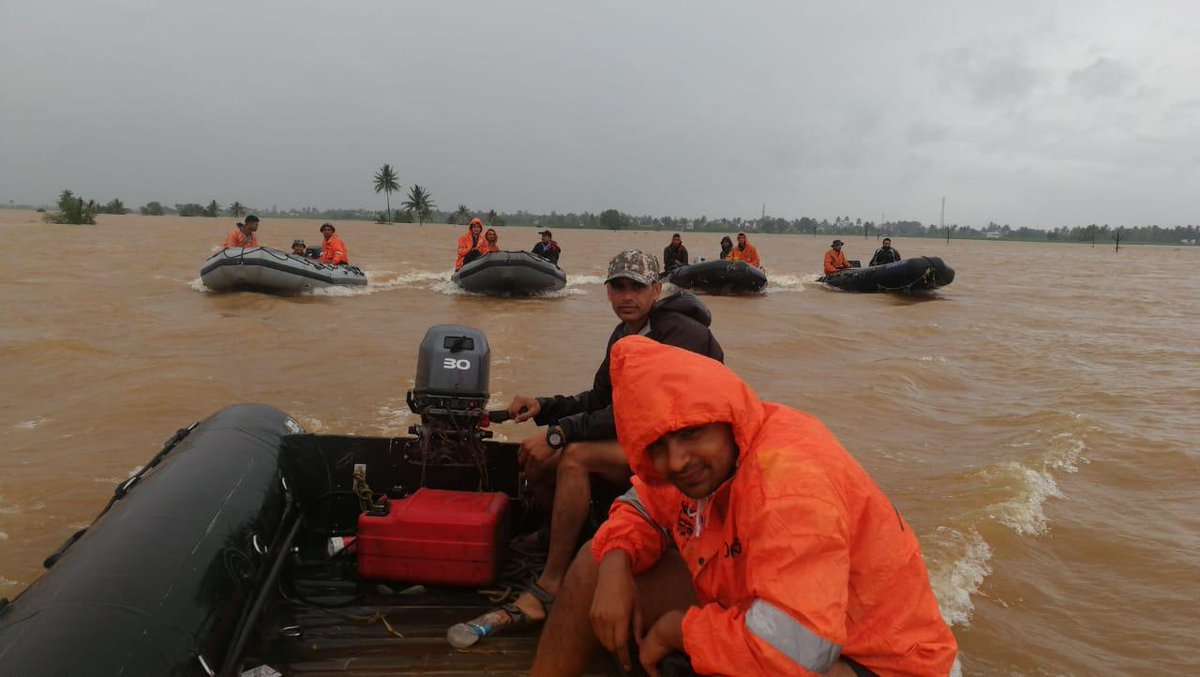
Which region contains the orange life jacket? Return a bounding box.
[824,248,850,274]
[222,229,258,249]
[455,231,489,270]
[592,336,959,677]
[318,235,349,265]
[729,242,761,267]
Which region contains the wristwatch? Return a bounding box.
[546,426,567,451]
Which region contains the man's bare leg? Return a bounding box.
[531,542,695,677]
[511,440,630,620]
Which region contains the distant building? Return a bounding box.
[986,232,1002,239]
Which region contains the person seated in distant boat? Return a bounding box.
[484,228,501,254]
[718,235,733,260]
[317,223,349,265]
[290,239,309,257]
[456,217,490,270]
[532,229,562,264]
[448,250,723,648]
[869,237,901,266]
[662,233,689,271]
[824,239,853,275]
[529,338,961,677]
[728,232,761,267]
[221,214,259,249]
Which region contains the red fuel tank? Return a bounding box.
[356,488,509,586]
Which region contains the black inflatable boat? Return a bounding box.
[452,251,566,295]
[0,326,646,677]
[820,256,955,293]
[666,259,768,294]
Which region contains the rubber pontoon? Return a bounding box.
[201,247,367,293]
[452,251,566,295]
[820,256,955,293]
[666,259,768,294]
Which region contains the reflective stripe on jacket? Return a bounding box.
[592,336,959,677]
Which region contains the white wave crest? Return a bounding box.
[986,462,1063,536]
[13,417,50,430]
[188,277,213,292]
[927,527,993,627]
[765,273,820,293]
[566,274,606,286]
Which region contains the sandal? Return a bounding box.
[446,582,556,649]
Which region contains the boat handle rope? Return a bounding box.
[43,421,199,569]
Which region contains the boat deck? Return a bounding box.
[245,563,620,676]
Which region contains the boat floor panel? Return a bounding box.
[245,570,620,676]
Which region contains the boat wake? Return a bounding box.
[764,272,821,293]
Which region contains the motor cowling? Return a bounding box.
[408,325,490,422]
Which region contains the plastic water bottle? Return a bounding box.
[446,609,509,649]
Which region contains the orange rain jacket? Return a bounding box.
[592,336,959,677]
[824,248,850,275]
[319,235,349,265]
[221,229,258,249]
[455,229,489,270]
[729,242,761,268]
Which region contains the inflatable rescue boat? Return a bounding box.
[452,251,566,295]
[201,247,367,293]
[0,326,650,676]
[665,259,768,294]
[820,256,955,293]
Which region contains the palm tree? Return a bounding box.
[373,164,400,222]
[402,185,436,225]
[456,204,470,222]
[229,201,245,218]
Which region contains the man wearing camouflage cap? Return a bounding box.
[449,250,724,647]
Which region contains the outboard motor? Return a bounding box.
[406,325,497,467]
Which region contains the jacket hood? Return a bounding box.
[610,336,765,484]
[653,291,712,327]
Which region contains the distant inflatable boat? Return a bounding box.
[452,251,566,295]
[201,247,367,293]
[820,256,955,293]
[666,259,768,294]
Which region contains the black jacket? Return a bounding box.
[532,241,561,265]
[869,247,901,266]
[663,244,689,270]
[534,292,724,443]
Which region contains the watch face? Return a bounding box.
[548,430,564,449]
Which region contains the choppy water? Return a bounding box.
[1,211,1197,674]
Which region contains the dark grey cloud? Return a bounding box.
[1,1,1198,227]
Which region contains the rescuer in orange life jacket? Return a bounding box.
[530,337,961,677]
[317,223,349,265]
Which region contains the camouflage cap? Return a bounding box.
[605,249,661,285]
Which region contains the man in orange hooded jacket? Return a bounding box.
[456,217,490,270]
[531,337,959,677]
[728,232,761,268]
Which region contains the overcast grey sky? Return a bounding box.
[2,1,1197,227]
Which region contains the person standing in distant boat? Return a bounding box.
[718,235,733,260]
[728,232,761,268]
[317,223,349,265]
[532,230,562,265]
[824,239,853,275]
[484,228,501,254]
[221,215,259,249]
[662,233,689,272]
[869,237,901,266]
[456,217,489,270]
